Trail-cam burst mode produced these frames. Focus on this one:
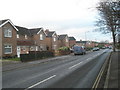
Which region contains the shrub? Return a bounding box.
[58,47,70,51]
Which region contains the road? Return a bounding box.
[2,49,111,89]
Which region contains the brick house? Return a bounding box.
[0,19,18,58]
[15,26,34,57]
[76,40,97,48]
[45,29,59,51]
[58,34,69,48]
[29,28,47,51]
[69,37,76,48]
[16,26,47,57]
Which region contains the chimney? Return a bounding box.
[45,29,49,35]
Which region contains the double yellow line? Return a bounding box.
[91,52,112,90]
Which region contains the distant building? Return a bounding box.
[69,37,76,48]
[76,40,98,48]
[58,34,69,48]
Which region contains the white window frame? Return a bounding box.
[17,34,19,38]
[40,34,43,40]
[66,38,68,42]
[25,35,28,39]
[4,28,12,37]
[53,36,56,42]
[4,45,12,54]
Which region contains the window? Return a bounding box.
[21,47,26,51]
[25,35,27,39]
[53,37,56,42]
[40,34,43,40]
[53,45,57,50]
[4,29,12,37]
[17,34,19,38]
[30,46,34,51]
[4,45,12,54]
[66,38,68,42]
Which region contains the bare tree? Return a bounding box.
[96,0,120,52]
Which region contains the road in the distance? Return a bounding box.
[2,49,111,88]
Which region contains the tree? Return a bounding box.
[95,0,120,52]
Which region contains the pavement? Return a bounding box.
[104,50,120,88]
[2,55,72,72]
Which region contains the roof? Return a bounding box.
[0,19,8,25]
[15,26,31,36]
[58,34,68,40]
[76,41,87,43]
[16,26,45,36]
[0,19,18,31]
[29,28,42,35]
[69,37,76,41]
[46,31,55,37]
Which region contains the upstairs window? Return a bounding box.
[40,34,43,40]
[66,38,68,42]
[53,36,56,42]
[17,34,19,38]
[4,29,12,37]
[25,35,28,39]
[53,37,56,42]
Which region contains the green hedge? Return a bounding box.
[20,51,54,62]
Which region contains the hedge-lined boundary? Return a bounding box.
[20,51,54,62]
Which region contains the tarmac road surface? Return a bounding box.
[2,49,111,89]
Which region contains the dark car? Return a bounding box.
[73,45,86,55]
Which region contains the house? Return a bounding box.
[58,34,69,48]
[15,26,34,57]
[0,19,18,58]
[45,29,59,51]
[76,40,97,48]
[76,41,86,47]
[69,37,76,48]
[29,28,47,51]
[16,26,47,57]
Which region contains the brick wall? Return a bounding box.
[32,31,47,51]
[69,40,76,48]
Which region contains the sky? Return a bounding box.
[0,0,112,42]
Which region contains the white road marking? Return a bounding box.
[69,62,83,69]
[86,57,92,61]
[26,75,56,89]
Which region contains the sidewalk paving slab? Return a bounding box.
[108,51,120,88]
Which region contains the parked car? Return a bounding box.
[92,47,100,51]
[73,45,86,55]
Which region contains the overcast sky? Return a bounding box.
[0,0,112,42]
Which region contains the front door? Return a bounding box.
[17,46,20,58]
